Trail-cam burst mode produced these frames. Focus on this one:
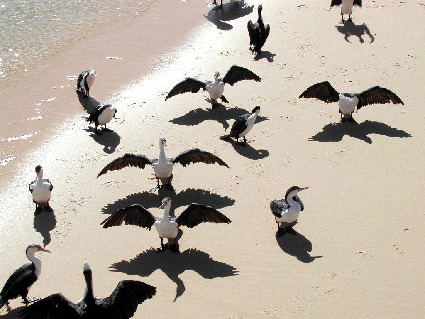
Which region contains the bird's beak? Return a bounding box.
[40,247,51,253]
[159,203,166,209]
[299,187,309,191]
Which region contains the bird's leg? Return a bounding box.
[341,13,345,23]
[35,204,43,215]
[286,223,298,235]
[348,13,352,22]
[211,99,219,109]
[157,238,167,253]
[277,223,286,238]
[170,238,180,253]
[95,125,102,135]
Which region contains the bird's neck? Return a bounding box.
[286,191,300,208]
[83,273,95,302]
[27,251,42,278]
[36,172,43,182]
[161,205,171,220]
[159,143,167,162]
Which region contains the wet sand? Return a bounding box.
[1,0,424,318]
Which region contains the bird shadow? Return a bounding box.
[335,21,375,44]
[0,307,23,318]
[84,128,121,154]
[110,248,238,301]
[101,188,236,216]
[205,0,254,30]
[276,230,322,263]
[77,91,101,114]
[33,210,56,247]
[170,106,267,130]
[220,135,269,160]
[309,120,411,144]
[253,51,276,63]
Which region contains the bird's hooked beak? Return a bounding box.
[39,247,51,253]
[298,187,309,192]
[214,72,220,79]
[159,202,166,209]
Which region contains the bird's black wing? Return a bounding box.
[18,293,80,319]
[99,280,156,319]
[172,148,229,168]
[247,20,260,46]
[222,65,261,86]
[165,78,206,100]
[299,81,340,103]
[270,199,288,218]
[357,86,404,110]
[229,114,249,137]
[176,204,231,228]
[29,179,36,192]
[330,0,342,6]
[354,0,362,7]
[76,70,88,89]
[1,264,37,301]
[87,105,108,123]
[100,204,157,230]
[97,154,153,177]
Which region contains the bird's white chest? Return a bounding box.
[153,159,173,178]
[240,113,258,137]
[31,180,52,203]
[339,93,358,115]
[86,74,95,89]
[341,0,354,14]
[98,108,115,125]
[206,81,225,100]
[275,205,301,224]
[155,218,178,238]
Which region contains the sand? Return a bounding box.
[1,0,424,318]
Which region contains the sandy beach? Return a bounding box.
[1,0,424,318]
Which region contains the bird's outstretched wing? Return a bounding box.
[18,293,81,319]
[97,154,153,177]
[354,0,362,7]
[222,65,261,86]
[172,148,229,168]
[165,78,206,100]
[330,0,342,7]
[247,20,260,46]
[299,81,340,103]
[357,86,404,109]
[100,280,156,319]
[100,205,157,230]
[176,204,231,228]
[270,199,288,218]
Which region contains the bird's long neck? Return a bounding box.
[27,250,42,278]
[83,270,95,303]
[162,204,171,220]
[36,171,43,183]
[159,143,167,163]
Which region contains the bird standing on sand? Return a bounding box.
[29,165,53,214]
[270,186,308,237]
[223,106,260,145]
[76,69,96,98]
[331,0,362,23]
[165,65,261,108]
[0,245,50,311]
[18,262,156,319]
[87,104,117,134]
[101,197,232,253]
[299,81,404,123]
[247,4,270,56]
[98,138,229,191]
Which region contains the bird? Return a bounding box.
[331,0,362,23]
[222,106,261,145]
[0,244,50,311]
[97,138,229,191]
[87,104,117,134]
[165,65,261,108]
[299,81,404,123]
[29,165,54,214]
[76,69,96,98]
[247,4,270,56]
[18,262,156,319]
[101,197,232,253]
[270,186,308,237]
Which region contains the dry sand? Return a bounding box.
[1,0,424,318]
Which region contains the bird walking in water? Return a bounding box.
[76,69,96,98]
[98,138,229,192]
[247,5,270,56]
[87,104,117,134]
[165,65,261,108]
[331,0,362,23]
[0,245,50,311]
[222,106,260,145]
[29,165,54,214]
[270,186,308,237]
[101,197,232,253]
[299,81,404,123]
[18,262,156,319]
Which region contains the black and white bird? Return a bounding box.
[76,69,96,98]
[223,106,260,145]
[98,138,229,191]
[0,244,50,311]
[29,165,54,214]
[87,104,117,134]
[270,186,308,237]
[331,0,362,23]
[247,4,270,56]
[18,262,156,319]
[101,197,232,253]
[299,81,404,123]
[165,65,261,108]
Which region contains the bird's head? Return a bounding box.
[214,71,220,79]
[251,106,261,114]
[258,4,263,13]
[35,165,43,174]
[159,138,167,147]
[83,261,92,274]
[159,197,172,209]
[285,186,308,200]
[88,69,97,77]
[26,244,51,258]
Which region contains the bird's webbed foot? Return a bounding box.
[23,296,40,304]
[94,127,102,135]
[156,243,168,253]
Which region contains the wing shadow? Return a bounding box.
[110,248,238,301]
[77,91,101,114]
[84,128,121,154]
[101,188,235,216]
[220,136,269,160]
[335,21,375,44]
[276,230,322,263]
[33,210,56,247]
[310,120,411,144]
[205,0,254,30]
